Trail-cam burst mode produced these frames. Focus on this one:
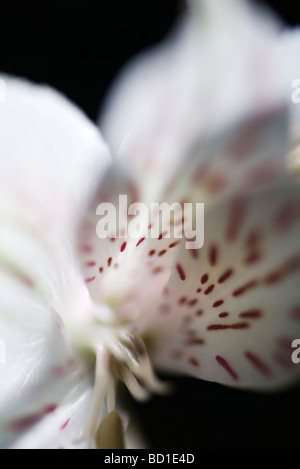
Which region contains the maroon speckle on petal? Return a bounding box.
[213,300,224,308]
[136,237,145,247]
[226,197,248,242]
[79,245,93,254]
[152,266,164,275]
[195,310,203,316]
[157,231,168,241]
[45,405,58,414]
[244,251,262,265]
[209,244,218,266]
[239,309,263,319]
[277,337,293,350]
[232,280,258,296]
[85,276,96,283]
[244,351,272,377]
[60,419,70,430]
[178,296,187,305]
[204,284,215,295]
[169,241,181,248]
[219,312,229,318]
[184,338,205,346]
[189,248,199,260]
[17,272,35,288]
[176,263,186,281]
[272,352,295,370]
[245,229,261,247]
[10,414,41,432]
[188,357,200,367]
[120,241,127,252]
[216,355,239,381]
[264,271,282,285]
[188,298,198,307]
[207,322,249,331]
[218,268,234,284]
[201,273,209,284]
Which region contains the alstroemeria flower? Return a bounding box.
[1,0,300,449]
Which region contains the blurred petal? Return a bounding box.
[0,75,111,321]
[0,75,110,241]
[100,0,300,204]
[141,176,300,391]
[0,223,75,447]
[9,367,148,449]
[8,369,94,449]
[0,76,110,442]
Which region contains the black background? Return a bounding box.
[1,0,300,449]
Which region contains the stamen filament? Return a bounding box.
[81,347,115,448]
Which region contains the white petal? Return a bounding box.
[0,73,111,312]
[141,176,300,391]
[0,258,75,447]
[7,368,94,449]
[8,364,146,449]
[0,76,110,440]
[0,75,111,241]
[0,75,111,320]
[100,0,299,204]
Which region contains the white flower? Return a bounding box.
[1,0,300,449]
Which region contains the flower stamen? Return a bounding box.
[80,327,170,448]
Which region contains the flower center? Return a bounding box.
[71,318,168,449]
